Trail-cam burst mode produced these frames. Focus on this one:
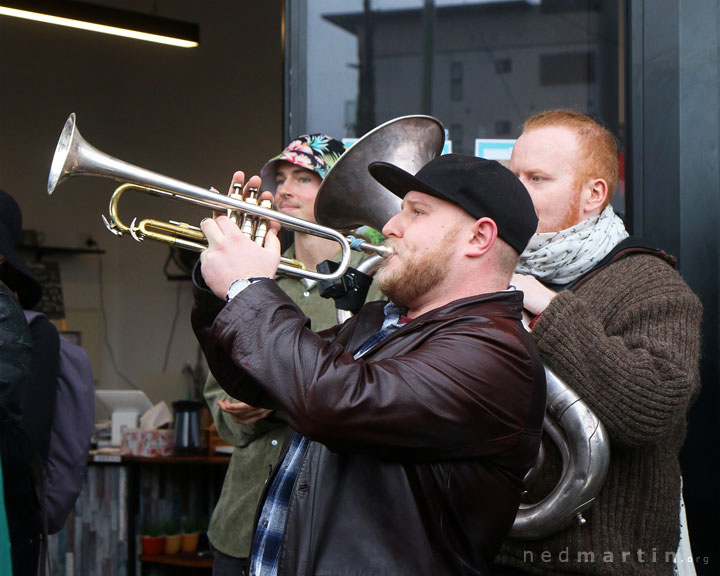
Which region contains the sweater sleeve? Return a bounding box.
[531,254,702,447]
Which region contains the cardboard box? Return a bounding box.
[121,428,174,457]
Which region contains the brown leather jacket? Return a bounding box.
[192,280,546,575]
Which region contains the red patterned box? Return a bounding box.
[121,428,174,457]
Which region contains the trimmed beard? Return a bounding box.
[377,228,460,307]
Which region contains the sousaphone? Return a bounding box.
[315,114,445,232]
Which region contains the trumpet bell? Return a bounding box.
[314,115,445,232]
[48,112,78,194]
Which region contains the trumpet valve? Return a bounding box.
[253,199,273,245]
[227,184,245,225]
[240,196,259,238]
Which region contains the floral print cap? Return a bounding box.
[260,134,347,194]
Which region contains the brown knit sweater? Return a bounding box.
[495,252,703,576]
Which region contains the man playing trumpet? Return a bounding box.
[192,153,546,575]
[203,133,385,575]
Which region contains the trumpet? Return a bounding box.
[47,113,394,282]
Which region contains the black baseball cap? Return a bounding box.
[368,153,538,254]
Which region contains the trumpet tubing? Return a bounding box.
[105,183,306,270]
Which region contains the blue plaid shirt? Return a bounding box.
[249,302,407,576]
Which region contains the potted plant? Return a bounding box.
[141,522,165,556]
[180,516,199,554]
[163,519,182,555]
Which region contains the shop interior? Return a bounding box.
[1,1,717,575]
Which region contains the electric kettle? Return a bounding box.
[172,400,205,455]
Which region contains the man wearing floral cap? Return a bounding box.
[203,134,384,576]
[258,134,348,276]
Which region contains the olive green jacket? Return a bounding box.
[205,248,384,557]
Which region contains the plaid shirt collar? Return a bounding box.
[353,301,408,359]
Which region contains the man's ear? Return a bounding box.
[582,177,608,216]
[467,217,498,257]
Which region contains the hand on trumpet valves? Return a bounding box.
[200,173,281,300]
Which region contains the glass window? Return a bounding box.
[288,0,625,212]
[450,61,464,102]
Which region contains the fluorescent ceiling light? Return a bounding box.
[0,1,199,48]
